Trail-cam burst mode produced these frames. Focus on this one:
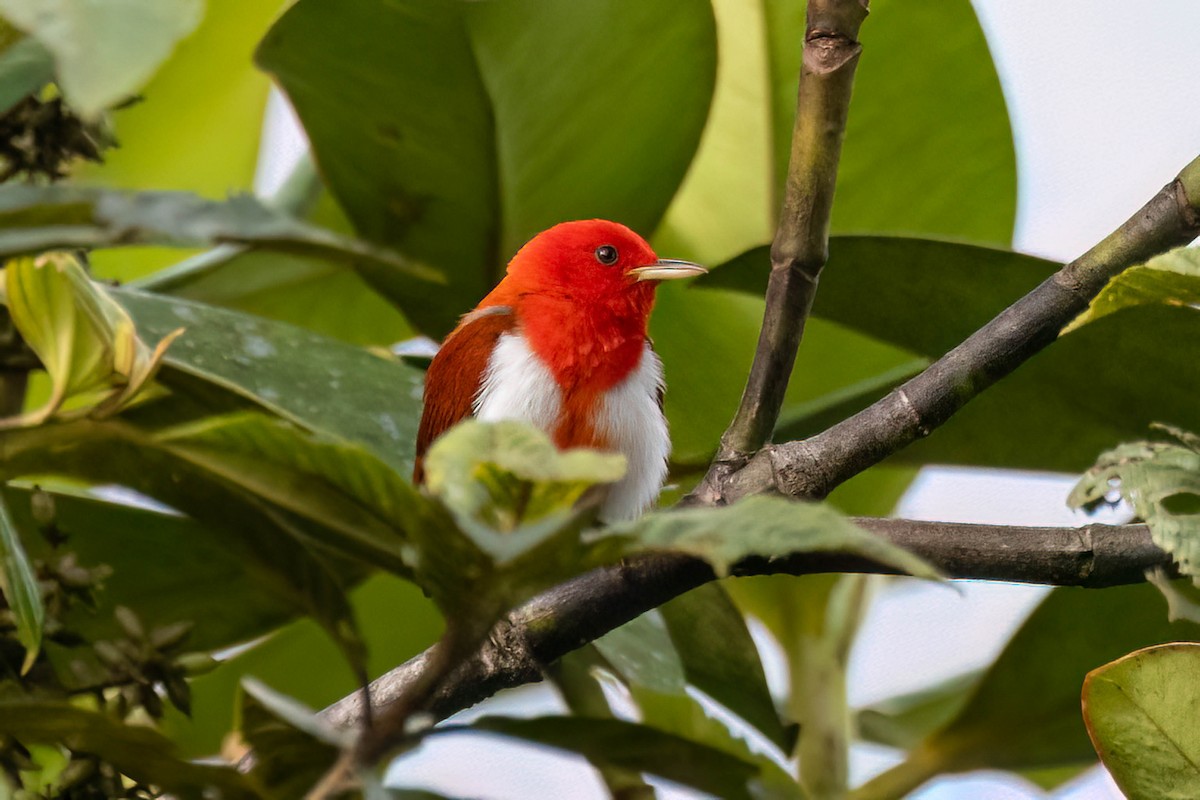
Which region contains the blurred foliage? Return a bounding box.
[0,0,1191,797]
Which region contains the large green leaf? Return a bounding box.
[1083,643,1200,800]
[257,0,716,336]
[0,489,41,672]
[655,0,1016,266]
[0,0,203,119]
[0,415,370,677]
[908,584,1200,778]
[77,0,286,282]
[113,290,426,475]
[0,697,255,798]
[0,186,437,285]
[438,715,761,800]
[1,485,299,654]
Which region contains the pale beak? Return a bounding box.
[629,258,708,283]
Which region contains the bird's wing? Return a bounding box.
[414,305,517,483]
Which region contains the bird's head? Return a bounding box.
[503,220,707,318]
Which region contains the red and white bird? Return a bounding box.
[414,219,706,521]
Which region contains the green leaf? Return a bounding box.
[153,411,418,573]
[422,420,626,534]
[916,584,1200,776]
[161,574,442,757]
[856,671,982,751]
[0,186,439,285]
[439,715,761,800]
[660,583,793,753]
[700,237,1059,359]
[0,490,42,673]
[654,0,1016,266]
[0,485,298,654]
[113,289,426,475]
[1067,245,1200,332]
[613,495,939,580]
[0,697,255,798]
[0,0,203,118]
[1071,428,1200,583]
[0,413,371,678]
[1082,643,1200,800]
[1,252,179,427]
[77,0,285,282]
[239,678,346,799]
[0,36,53,113]
[257,0,716,336]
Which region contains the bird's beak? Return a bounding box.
[629,258,708,283]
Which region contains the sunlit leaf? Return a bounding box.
[1066,245,1200,332]
[0,0,203,118]
[1082,643,1200,800]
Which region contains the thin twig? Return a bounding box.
[698,0,869,500]
[321,520,1170,730]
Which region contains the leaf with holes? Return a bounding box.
[1070,426,1200,583]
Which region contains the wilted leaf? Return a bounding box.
[1083,643,1200,800]
[1067,246,1200,332]
[437,715,761,800]
[0,489,41,673]
[0,0,203,118]
[611,495,939,580]
[1070,427,1200,583]
[1,252,179,426]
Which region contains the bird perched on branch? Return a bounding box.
[414,220,706,521]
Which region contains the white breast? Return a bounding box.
[474,333,669,522]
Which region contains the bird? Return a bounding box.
[414,219,706,522]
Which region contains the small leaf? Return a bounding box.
[856,670,982,750]
[0,490,42,673]
[0,697,256,797]
[0,0,204,118]
[0,36,54,113]
[1,252,179,426]
[1066,246,1200,332]
[611,495,940,580]
[660,583,792,752]
[438,715,760,800]
[1083,643,1200,800]
[423,420,626,532]
[240,678,347,799]
[0,185,440,283]
[1070,429,1200,583]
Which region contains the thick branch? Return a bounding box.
[721,155,1200,502]
[324,520,1167,730]
[710,0,868,471]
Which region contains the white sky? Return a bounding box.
[257,1,1200,797]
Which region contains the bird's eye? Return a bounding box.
[594,245,619,266]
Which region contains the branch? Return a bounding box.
[707,0,868,479]
[322,520,1168,730]
[720,155,1200,502]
